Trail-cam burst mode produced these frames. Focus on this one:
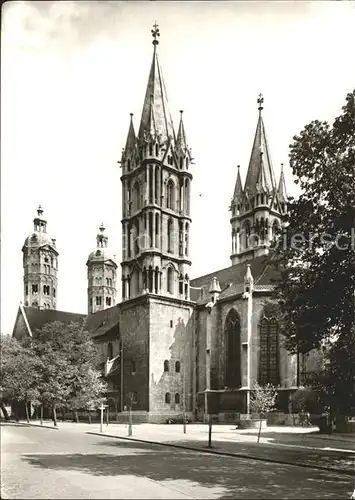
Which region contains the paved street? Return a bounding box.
[1,422,354,499]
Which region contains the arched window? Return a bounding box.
[165,392,171,404]
[167,267,173,294]
[175,393,180,404]
[179,222,183,256]
[107,342,113,360]
[224,309,241,388]
[148,266,153,293]
[134,182,141,210]
[130,360,136,374]
[272,220,280,240]
[166,180,175,210]
[167,219,173,253]
[164,360,169,372]
[106,278,109,286]
[106,297,112,306]
[175,361,181,373]
[149,143,153,156]
[185,223,189,256]
[184,178,189,214]
[154,266,159,294]
[179,273,184,295]
[242,220,251,250]
[259,317,280,386]
[127,159,131,171]
[179,157,183,169]
[149,213,153,248]
[155,143,159,156]
[53,288,56,297]
[155,213,159,247]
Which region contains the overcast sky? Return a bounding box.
[1,1,355,334]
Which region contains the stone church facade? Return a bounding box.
[13,26,318,423]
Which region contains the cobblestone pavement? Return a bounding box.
[1,422,354,499]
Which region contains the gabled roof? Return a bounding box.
[244,110,277,197]
[138,44,175,144]
[12,306,86,340]
[190,254,279,304]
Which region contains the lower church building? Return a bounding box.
[12,25,321,423]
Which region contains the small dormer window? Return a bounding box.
[95,250,101,256]
[44,257,49,263]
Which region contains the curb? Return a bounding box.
[87,432,355,477]
[0,420,59,430]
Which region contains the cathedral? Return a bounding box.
[12,25,319,423]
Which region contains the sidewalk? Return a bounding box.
[9,420,354,476]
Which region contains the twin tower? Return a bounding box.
[21,25,287,315]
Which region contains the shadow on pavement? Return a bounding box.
[21,444,353,499]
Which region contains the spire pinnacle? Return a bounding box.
[176,109,187,150]
[151,22,160,46]
[233,165,243,199]
[257,93,264,115]
[278,163,288,201]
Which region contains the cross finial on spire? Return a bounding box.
[151,22,160,46]
[257,93,264,113]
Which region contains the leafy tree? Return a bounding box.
[31,321,102,426]
[250,383,277,443]
[68,368,107,423]
[273,89,355,355]
[310,326,355,417]
[0,335,42,422]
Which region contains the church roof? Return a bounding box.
[12,305,120,341]
[190,254,279,303]
[138,30,176,144]
[244,97,277,197]
[12,306,86,340]
[86,305,120,339]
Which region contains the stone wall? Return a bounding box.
[148,296,194,420]
[119,298,149,411]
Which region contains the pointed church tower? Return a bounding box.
[87,224,118,314]
[230,95,288,265]
[22,205,59,309]
[120,24,193,301]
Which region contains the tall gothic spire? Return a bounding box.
[244,94,277,197]
[138,23,175,144]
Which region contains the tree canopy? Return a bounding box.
[273,89,355,354]
[1,321,107,423]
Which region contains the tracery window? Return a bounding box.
[259,317,280,386]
